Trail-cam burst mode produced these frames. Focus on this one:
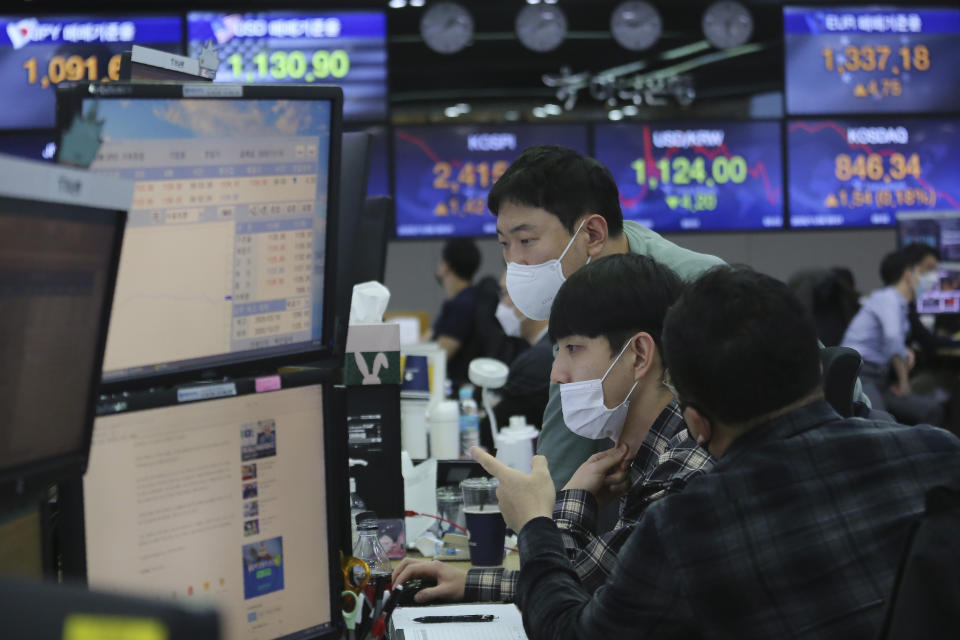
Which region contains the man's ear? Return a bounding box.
[582,214,609,258]
[630,332,656,381]
[682,406,713,447]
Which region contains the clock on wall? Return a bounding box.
[611,0,662,51]
[702,0,753,49]
[515,4,568,53]
[420,1,474,54]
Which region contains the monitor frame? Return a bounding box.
[0,155,127,509]
[55,82,345,393]
[88,367,346,640]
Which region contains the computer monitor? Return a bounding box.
[334,131,372,338]
[897,211,960,262]
[0,14,183,130]
[0,577,220,640]
[0,131,57,162]
[0,155,127,502]
[358,196,391,284]
[56,83,344,389]
[84,376,344,640]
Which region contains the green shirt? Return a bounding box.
[538,221,725,490]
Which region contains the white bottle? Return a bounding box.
[458,386,480,456]
[428,399,461,459]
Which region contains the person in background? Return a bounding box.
[477,271,553,449]
[842,248,944,425]
[489,144,723,489]
[425,237,484,391]
[392,254,712,605]
[475,266,960,640]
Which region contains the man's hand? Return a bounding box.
[390,558,467,604]
[563,444,630,508]
[470,446,555,533]
[906,348,917,371]
[890,381,912,397]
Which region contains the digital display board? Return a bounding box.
[594,121,784,232]
[187,12,387,122]
[393,125,588,238]
[787,119,960,228]
[784,6,960,114]
[0,15,182,129]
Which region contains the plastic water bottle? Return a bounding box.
[349,477,367,551]
[353,511,392,602]
[459,385,480,456]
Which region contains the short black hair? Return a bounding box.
[488,145,624,236]
[662,266,821,426]
[549,254,683,357]
[902,242,941,266]
[880,250,909,286]
[442,238,481,281]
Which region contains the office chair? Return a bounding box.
[876,482,960,640]
[820,346,862,418]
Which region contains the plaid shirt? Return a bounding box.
[464,399,712,602]
[514,400,960,640]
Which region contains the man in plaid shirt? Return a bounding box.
[476,267,960,639]
[392,254,713,603]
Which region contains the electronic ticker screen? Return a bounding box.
[0,15,182,129]
[784,6,960,114]
[787,119,960,228]
[187,12,387,122]
[63,85,338,384]
[84,383,337,640]
[393,125,588,238]
[594,121,784,232]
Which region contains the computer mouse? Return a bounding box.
[392,576,438,607]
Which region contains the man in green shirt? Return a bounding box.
[489,145,723,488]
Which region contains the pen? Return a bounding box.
[413,614,496,623]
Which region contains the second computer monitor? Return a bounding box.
[84,379,342,640]
[57,83,343,388]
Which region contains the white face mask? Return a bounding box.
[914,270,939,297]
[495,302,523,338]
[559,340,638,442]
[505,220,589,322]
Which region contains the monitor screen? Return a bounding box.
[915,266,960,315]
[365,125,389,197]
[393,124,589,238]
[84,382,338,640]
[187,11,387,122]
[0,132,57,162]
[784,7,960,115]
[595,121,784,232]
[58,83,342,386]
[0,155,127,480]
[787,119,960,228]
[898,212,960,262]
[0,15,182,130]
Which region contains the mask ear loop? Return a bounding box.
[556,218,590,264]
[600,339,640,408]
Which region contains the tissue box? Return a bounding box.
[343,323,401,386]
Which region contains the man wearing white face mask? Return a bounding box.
[843,248,944,425]
[392,254,713,604]
[490,145,724,489]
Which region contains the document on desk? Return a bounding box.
[391,603,528,640]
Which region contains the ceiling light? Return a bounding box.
[544,0,558,4]
[388,0,407,8]
[526,0,541,4]
[532,107,548,118]
[543,103,562,115]
[410,0,426,5]
[622,105,639,116]
[455,103,471,113]
[444,106,461,118]
[505,110,520,121]
[607,109,624,121]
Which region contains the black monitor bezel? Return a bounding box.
[55,82,345,394]
[88,367,345,640]
[0,186,126,508]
